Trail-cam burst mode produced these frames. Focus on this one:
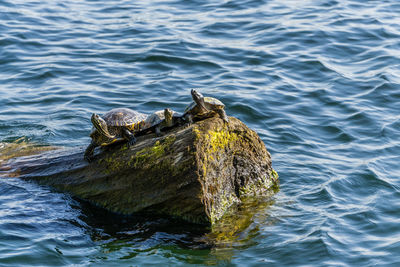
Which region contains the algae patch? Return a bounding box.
[239,168,279,197]
[197,127,240,176]
[209,192,239,225]
[102,136,176,173]
[207,130,238,153]
[196,127,242,223]
[131,135,176,168]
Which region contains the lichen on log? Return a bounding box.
[0,117,278,225]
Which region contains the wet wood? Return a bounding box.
[0,117,278,225]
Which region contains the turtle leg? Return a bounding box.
[122,128,137,147]
[155,125,162,137]
[176,116,185,126]
[184,114,193,125]
[84,141,96,162]
[170,116,185,128]
[216,109,229,123]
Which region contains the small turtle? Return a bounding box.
[139,108,184,137]
[84,108,148,161]
[183,89,229,124]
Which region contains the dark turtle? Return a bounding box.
[84,108,148,161]
[140,108,184,136]
[183,89,229,124]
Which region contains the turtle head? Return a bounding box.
[164,108,174,125]
[191,89,208,113]
[91,113,113,138]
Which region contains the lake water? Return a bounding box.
[1,0,399,266]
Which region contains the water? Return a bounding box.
[1,0,399,265]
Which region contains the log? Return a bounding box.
[0,117,279,225]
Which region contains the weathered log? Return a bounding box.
[0,117,278,225]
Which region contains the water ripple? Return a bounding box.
[1,0,400,265]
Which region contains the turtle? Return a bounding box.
[183,89,229,124]
[139,108,185,137]
[84,108,148,161]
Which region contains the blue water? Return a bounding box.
[1,0,400,266]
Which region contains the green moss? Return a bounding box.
[194,126,244,224]
[131,135,176,168]
[192,127,201,141]
[271,168,279,182]
[102,136,176,173]
[193,123,279,225]
[207,196,276,245]
[207,130,238,153]
[102,154,123,174]
[270,168,280,193]
[196,127,240,177]
[209,192,238,224]
[239,168,280,197]
[193,126,239,152]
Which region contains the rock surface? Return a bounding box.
[0,117,278,225]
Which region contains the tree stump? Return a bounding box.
[0,117,278,225]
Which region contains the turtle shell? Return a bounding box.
[184,96,225,113]
[203,97,224,108]
[143,110,165,128]
[102,108,147,126]
[143,109,177,128]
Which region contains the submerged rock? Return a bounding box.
[0,117,278,225]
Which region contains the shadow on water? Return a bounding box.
[76,195,276,254]
[71,196,277,265]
